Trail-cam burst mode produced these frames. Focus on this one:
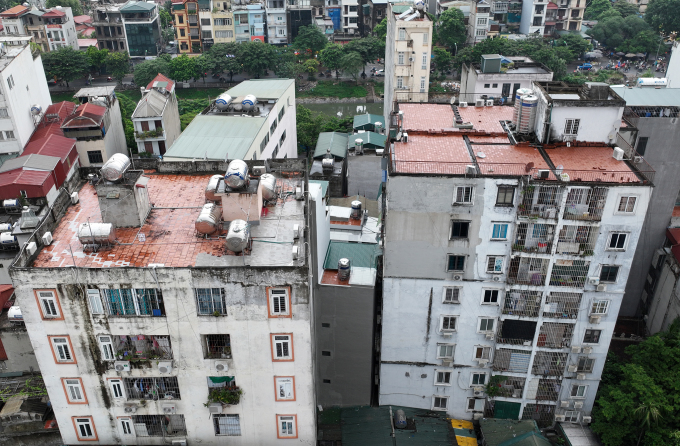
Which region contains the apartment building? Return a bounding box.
[287,0,316,41]
[93,4,127,52]
[469,0,490,43]
[519,0,544,34]
[9,156,316,445]
[383,3,432,129]
[132,74,181,157]
[341,0,359,33]
[0,5,78,51]
[173,0,200,52]
[0,5,30,35]
[644,228,680,334]
[266,0,287,44]
[211,0,235,44]
[379,82,655,426]
[362,0,387,36]
[120,0,162,57]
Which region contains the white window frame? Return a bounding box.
[564,118,580,135]
[442,287,460,304]
[98,335,114,361]
[398,28,405,39]
[74,417,95,440]
[476,29,486,36]
[215,414,242,436]
[51,337,73,363]
[64,378,85,403]
[422,32,428,45]
[446,255,466,272]
[434,370,452,386]
[474,346,491,360]
[432,395,449,411]
[453,186,474,204]
[590,299,610,315]
[570,384,588,399]
[440,315,457,333]
[398,51,404,65]
[478,317,495,333]
[477,17,487,25]
[420,76,426,92]
[277,414,297,437]
[397,76,403,89]
[577,356,595,372]
[470,372,488,387]
[273,334,293,360]
[120,417,134,435]
[486,256,504,274]
[482,289,500,304]
[5,130,14,140]
[607,232,628,251]
[616,196,638,214]
[565,410,580,423]
[466,397,485,412]
[491,223,509,240]
[87,289,104,314]
[269,288,290,317]
[275,376,295,401]
[38,290,60,318]
[109,379,125,399]
[436,343,455,359]
[422,52,427,70]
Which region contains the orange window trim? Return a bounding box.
[71,416,99,441]
[48,335,77,364]
[275,414,298,439]
[61,377,88,405]
[266,286,292,319]
[270,333,294,362]
[33,288,64,321]
[273,376,296,402]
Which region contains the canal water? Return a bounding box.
[301,102,384,119]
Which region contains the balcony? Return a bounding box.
[548,259,590,288]
[503,290,542,317]
[518,185,563,219]
[124,377,180,400]
[513,222,555,254]
[531,351,568,376]
[113,334,173,361]
[555,224,597,256]
[206,381,242,406]
[508,257,549,286]
[492,1,509,13]
[537,322,575,349]
[492,376,525,398]
[135,128,165,140]
[562,187,607,221]
[542,292,581,319]
[493,348,531,373]
[496,319,537,346]
[534,378,562,401]
[521,403,556,428]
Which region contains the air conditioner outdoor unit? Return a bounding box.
[158,361,172,374]
[633,156,643,163]
[492,276,501,282]
[453,275,462,281]
[589,315,601,324]
[459,102,468,107]
[26,242,36,256]
[475,99,485,107]
[42,232,53,245]
[537,169,550,179]
[70,192,79,204]
[596,284,607,292]
[123,404,137,413]
[588,277,600,285]
[612,147,624,161]
[485,332,494,340]
[555,415,566,422]
[568,365,578,373]
[560,400,570,408]
[473,412,484,420]
[574,401,584,409]
[293,224,301,239]
[442,359,453,367]
[114,361,130,372]
[582,416,592,423]
[252,165,266,176]
[571,346,581,354]
[477,359,489,366]
[208,402,222,414]
[171,440,188,446]
[162,403,176,414]
[473,386,485,396]
[215,360,229,372]
[402,132,408,142]
[440,331,454,337]
[408,57,414,62]
[465,165,476,175]
[577,373,586,380]
[582,347,593,354]
[486,99,494,106]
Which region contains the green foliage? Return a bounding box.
[433,47,452,74]
[374,17,387,40]
[239,41,275,78]
[105,51,130,83]
[193,54,216,82]
[613,1,640,18]
[645,0,680,33]
[29,41,42,55]
[373,81,384,95]
[86,46,109,72]
[319,43,346,73]
[296,105,353,153]
[205,387,243,406]
[168,54,196,81]
[42,46,89,87]
[160,8,172,28]
[553,32,592,59]
[344,37,383,73]
[209,42,243,81]
[116,92,137,150]
[340,51,364,82]
[592,321,680,446]
[164,0,172,14]
[133,54,171,86]
[640,68,654,77]
[436,8,466,50]
[485,375,509,397]
[298,81,367,98]
[587,15,658,53]
[303,58,319,78]
[46,0,82,16]
[292,24,328,54]
[585,0,615,20]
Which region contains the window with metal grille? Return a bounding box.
[496,186,514,205]
[556,225,597,255]
[51,337,74,363]
[204,334,231,359]
[471,373,487,386]
[583,329,601,343]
[577,356,594,372]
[74,417,96,440]
[503,290,542,317]
[123,377,181,400]
[495,376,525,398]
[437,343,455,359]
[440,316,457,332]
[563,187,607,221]
[608,233,627,250]
[435,371,451,385]
[194,288,226,316]
[591,300,609,315]
[617,196,637,213]
[132,415,186,437]
[214,414,241,436]
[486,256,504,273]
[570,384,587,398]
[102,289,165,316]
[450,221,469,238]
[37,290,60,319]
[514,222,554,253]
[479,318,495,332]
[496,319,537,346]
[454,186,473,204]
[564,119,580,135]
[599,265,619,283]
[277,415,297,437]
[268,288,290,317]
[534,377,561,401]
[483,289,499,304]
[200,18,211,25]
[491,223,508,240]
[543,292,581,319]
[272,334,293,360]
[493,348,530,372]
[522,404,556,427]
[447,255,465,272]
[531,351,568,375]
[64,378,86,403]
[549,260,590,287]
[432,396,448,410]
[110,335,173,361]
[443,287,460,304]
[537,322,574,348]
[508,257,549,285]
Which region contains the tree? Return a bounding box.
[168,54,196,81]
[46,0,82,15]
[613,1,640,18]
[164,0,172,15]
[587,15,657,53]
[160,8,172,28]
[133,55,171,86]
[373,17,387,40]
[344,37,382,74]
[42,46,89,87]
[105,51,130,84]
[292,24,328,55]
[645,0,680,33]
[553,32,592,61]
[271,47,299,79]
[210,42,242,81]
[86,46,109,73]
[436,9,466,51]
[319,43,345,78]
[340,51,364,82]
[585,0,615,20]
[239,41,275,78]
[303,59,319,79]
[194,53,215,83]
[432,47,452,74]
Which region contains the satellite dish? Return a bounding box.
[525,162,535,172]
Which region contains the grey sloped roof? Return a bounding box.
[0,154,59,173]
[132,89,168,118]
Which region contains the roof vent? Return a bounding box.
[19,207,40,229]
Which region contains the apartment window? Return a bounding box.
[475,346,491,360]
[636,136,648,156]
[204,334,231,359]
[434,371,451,385]
[397,76,403,89]
[454,186,473,204]
[564,119,580,135]
[443,287,460,304]
[275,376,295,401]
[63,378,86,404]
[496,186,514,205]
[270,119,277,135]
[201,18,211,25]
[109,379,124,399]
[571,384,587,398]
[478,318,495,332]
[279,130,286,146]
[277,415,297,438]
[492,83,498,88]
[85,149,104,164]
[565,411,580,423]
[422,52,427,70]
[471,373,487,386]
[180,28,186,37]
[432,396,448,411]
[583,329,601,344]
[476,29,486,36]
[423,32,428,45]
[486,256,504,274]
[6,75,13,90]
[450,221,469,239]
[608,233,628,250]
[98,336,115,361]
[101,289,164,317]
[617,196,637,213]
[437,343,455,359]
[420,76,426,92]
[120,418,133,435]
[271,334,293,361]
[484,83,490,88]
[477,17,487,25]
[35,289,62,320]
[398,28,405,39]
[214,414,241,436]
[83,289,104,314]
[440,315,457,332]
[482,289,499,304]
[278,106,285,122]
[447,255,465,272]
[202,30,212,38]
[322,351,331,356]
[123,377,181,400]
[398,52,404,65]
[215,30,233,38]
[73,417,97,441]
[133,415,187,437]
[0,108,7,118]
[591,300,610,315]
[599,265,619,283]
[268,287,291,317]
[467,398,484,411]
[491,224,508,240]
[50,336,75,364]
[577,356,594,372]
[194,288,226,315]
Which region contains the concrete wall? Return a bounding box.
[258,83,297,160]
[0,323,39,373]
[667,41,680,89]
[520,0,542,34]
[646,255,680,333]
[460,67,553,103]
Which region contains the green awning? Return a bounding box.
[209,376,235,383]
[323,241,381,270]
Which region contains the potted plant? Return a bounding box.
[205,387,243,407]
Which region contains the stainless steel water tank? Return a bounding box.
[225,160,249,189]
[513,88,533,126]
[518,95,538,134]
[215,93,233,111]
[0,232,17,246]
[259,174,277,201]
[195,203,221,235]
[350,200,362,219]
[394,410,407,429]
[338,258,350,281]
[0,223,11,232]
[226,219,249,252]
[77,223,116,245]
[3,199,19,209]
[205,175,223,201]
[241,94,257,111]
[100,153,131,182]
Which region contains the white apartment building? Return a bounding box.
[379,82,655,427]
[520,0,545,34]
[0,38,52,155]
[10,158,316,445]
[383,3,432,130]
[266,0,288,44]
[469,0,490,43]
[341,0,359,32]
[132,73,182,156]
[0,5,78,51]
[43,6,78,50]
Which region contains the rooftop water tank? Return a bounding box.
[517,95,538,134]
[7,306,22,321]
[259,174,277,201]
[3,199,19,209]
[338,258,350,281]
[241,94,257,111]
[350,200,362,219]
[195,203,221,235]
[77,223,116,245]
[394,410,407,429]
[414,0,425,10]
[225,159,249,189]
[30,104,42,115]
[512,88,533,126]
[0,223,12,232]
[0,232,17,246]
[226,219,249,253]
[215,93,233,111]
[205,174,223,201]
[100,153,131,182]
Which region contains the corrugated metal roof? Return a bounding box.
[480,419,543,446]
[147,73,175,92]
[313,132,349,159]
[23,134,75,162]
[353,113,384,129]
[62,103,106,128]
[0,154,59,173]
[164,114,265,160]
[78,39,98,48]
[610,86,680,107]
[42,8,66,17]
[501,431,552,446]
[0,169,51,188]
[349,131,386,148]
[226,79,294,100]
[120,1,157,12]
[309,179,329,197]
[323,240,381,269]
[132,89,168,118]
[392,4,412,13]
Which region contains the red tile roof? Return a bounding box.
[23,134,76,163]
[457,105,514,133]
[0,285,13,310]
[667,228,680,246]
[399,103,455,132]
[473,143,555,178]
[392,134,472,174]
[146,73,175,92]
[32,101,76,140]
[43,8,66,17]
[78,38,98,48]
[545,145,640,183]
[0,169,52,189]
[73,14,92,24]
[61,102,106,128]
[0,5,28,17]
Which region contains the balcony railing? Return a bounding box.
[496,319,537,346]
[503,290,542,317]
[513,222,555,254]
[518,185,563,219]
[494,376,525,398]
[542,292,581,319]
[562,187,607,221]
[493,348,531,373]
[508,257,549,286]
[135,128,165,140]
[532,351,568,376]
[548,259,590,288]
[537,322,575,349]
[114,335,172,360]
[555,224,597,256]
[534,378,562,401]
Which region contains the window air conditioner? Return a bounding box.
[582,346,593,354]
[588,277,600,285]
[582,416,592,423]
[158,361,173,374]
[560,400,569,408]
[568,365,578,373]
[574,401,584,409]
[114,361,130,372]
[589,315,601,324]
[596,284,607,292]
[577,373,586,380]
[171,440,188,446]
[215,360,229,372]
[473,386,485,396]
[162,403,177,414]
[26,242,36,256]
[70,191,79,204]
[612,147,624,161]
[555,415,566,422]
[42,232,53,245]
[208,402,222,414]
[537,169,550,179]
[459,102,468,107]
[571,346,581,354]
[442,359,453,367]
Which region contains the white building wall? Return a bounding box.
[667,41,680,89]
[257,84,297,160]
[646,257,680,334]
[519,0,543,34]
